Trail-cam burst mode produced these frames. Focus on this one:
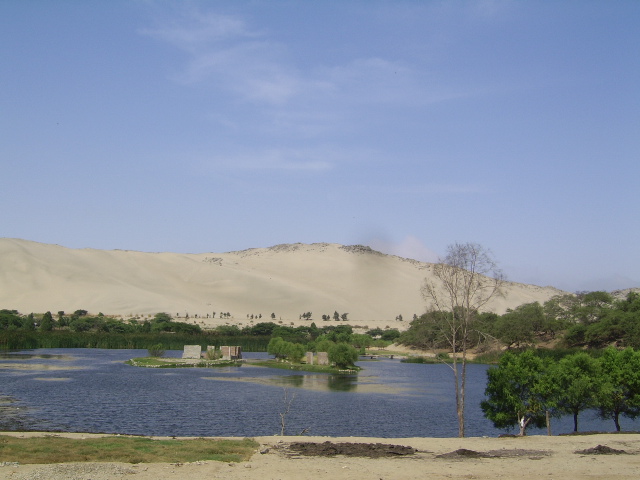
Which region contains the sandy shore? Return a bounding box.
[2,432,640,479]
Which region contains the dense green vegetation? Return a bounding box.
[0,310,268,351]
[481,347,640,434]
[265,328,364,370]
[399,291,640,352]
[0,310,395,371]
[395,289,640,436]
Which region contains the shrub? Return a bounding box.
[205,347,221,360]
[328,343,358,369]
[148,344,165,357]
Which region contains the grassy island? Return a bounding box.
[126,356,359,373]
[126,357,243,368]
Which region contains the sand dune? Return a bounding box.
[0,238,565,326]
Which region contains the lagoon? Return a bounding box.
[0,349,632,437]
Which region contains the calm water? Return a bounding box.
[0,349,631,437]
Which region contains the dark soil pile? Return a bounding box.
[437,448,551,460]
[436,449,492,459]
[287,441,417,458]
[575,445,627,455]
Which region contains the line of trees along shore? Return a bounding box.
[400,290,640,352]
[398,288,640,437]
[0,310,400,354]
[482,347,640,435]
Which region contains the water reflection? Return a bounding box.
[203,374,359,392]
[280,375,304,388]
[281,374,359,392]
[327,375,357,392]
[0,363,84,372]
[0,353,74,360]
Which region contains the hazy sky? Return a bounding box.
[2,1,639,293]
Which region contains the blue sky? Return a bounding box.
[2,1,639,293]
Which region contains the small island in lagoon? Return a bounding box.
[127,343,361,374]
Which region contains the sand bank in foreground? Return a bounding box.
[2,432,640,479]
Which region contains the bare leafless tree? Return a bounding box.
[279,387,296,436]
[422,242,505,437]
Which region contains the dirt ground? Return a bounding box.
[2,433,640,479]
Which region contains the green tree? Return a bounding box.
[595,347,640,431]
[40,311,54,331]
[618,292,640,347]
[481,351,549,435]
[267,338,304,362]
[574,291,614,324]
[381,328,401,341]
[398,311,449,350]
[543,294,577,325]
[148,344,165,357]
[245,322,278,336]
[494,302,544,349]
[57,311,69,327]
[23,313,36,330]
[544,353,601,432]
[422,242,505,437]
[314,338,335,353]
[267,337,286,360]
[69,316,94,332]
[153,312,173,323]
[350,334,372,349]
[285,342,306,363]
[328,343,358,369]
[0,309,22,330]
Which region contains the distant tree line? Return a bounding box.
[0,310,400,354]
[399,291,640,351]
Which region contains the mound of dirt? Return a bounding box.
[287,441,416,458]
[575,445,627,455]
[436,448,492,459]
[436,448,551,460]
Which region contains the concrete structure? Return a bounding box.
[306,351,314,365]
[182,345,202,359]
[221,345,242,360]
[317,351,329,366]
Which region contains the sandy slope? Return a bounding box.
[0,238,565,326]
[2,433,640,479]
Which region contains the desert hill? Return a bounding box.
[0,238,566,328]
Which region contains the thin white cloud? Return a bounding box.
[141,9,301,104]
[140,7,475,108]
[140,11,255,53]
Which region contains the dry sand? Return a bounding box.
[1,238,565,329]
[2,432,640,479]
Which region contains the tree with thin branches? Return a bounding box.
[421,242,505,437]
